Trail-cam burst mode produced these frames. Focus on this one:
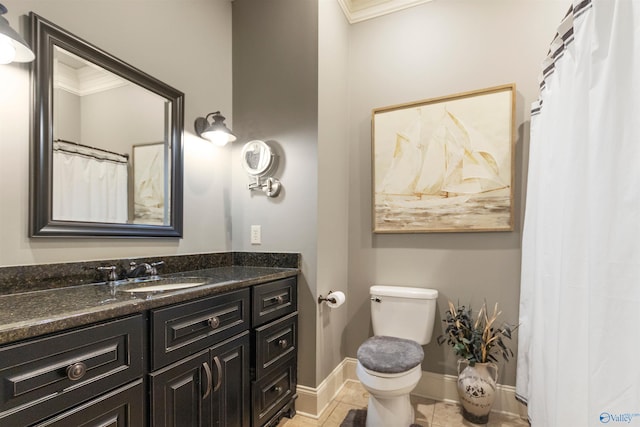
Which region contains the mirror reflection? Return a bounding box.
[52,47,171,225]
[241,140,275,177]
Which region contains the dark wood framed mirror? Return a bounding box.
[29,12,184,237]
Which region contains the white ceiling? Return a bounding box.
[337,0,434,24]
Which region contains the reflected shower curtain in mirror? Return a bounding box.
[52,141,128,223]
[517,1,640,425]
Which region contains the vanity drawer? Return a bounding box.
[252,360,297,427]
[252,277,297,327]
[151,288,250,369]
[254,312,297,379]
[0,315,144,426]
[34,379,144,426]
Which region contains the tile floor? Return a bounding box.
[278,381,529,427]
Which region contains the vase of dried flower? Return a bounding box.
[456,359,498,424]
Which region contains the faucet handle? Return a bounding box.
[150,261,165,276]
[97,266,118,283]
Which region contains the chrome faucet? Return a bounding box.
[127,261,164,278]
[97,265,119,283]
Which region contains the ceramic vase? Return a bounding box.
[456,360,498,424]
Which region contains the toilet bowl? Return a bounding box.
[356,362,422,427]
[356,286,438,427]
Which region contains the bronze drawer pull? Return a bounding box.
[208,316,220,329]
[202,362,212,399]
[66,362,87,381]
[277,339,288,349]
[213,356,222,393]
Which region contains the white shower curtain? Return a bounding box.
[517,1,640,426]
[52,142,128,223]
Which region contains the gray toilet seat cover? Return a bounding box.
[357,335,424,374]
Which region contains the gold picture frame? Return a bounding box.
[372,84,516,233]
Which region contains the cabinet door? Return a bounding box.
[150,350,212,427]
[210,332,250,427]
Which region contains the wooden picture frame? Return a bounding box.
[372,84,516,233]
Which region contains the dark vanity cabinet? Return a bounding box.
[0,275,298,427]
[149,278,299,427]
[0,315,145,426]
[251,277,298,427]
[149,289,252,427]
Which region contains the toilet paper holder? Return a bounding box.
[317,291,337,304]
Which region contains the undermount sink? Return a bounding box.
[122,277,208,293]
[126,282,207,293]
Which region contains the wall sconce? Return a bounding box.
[194,111,236,146]
[0,4,35,64]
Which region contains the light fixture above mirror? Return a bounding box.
[0,3,34,64]
[194,111,236,146]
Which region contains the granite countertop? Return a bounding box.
[0,265,298,346]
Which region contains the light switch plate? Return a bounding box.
[251,225,261,245]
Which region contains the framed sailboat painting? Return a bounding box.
[372,84,515,233]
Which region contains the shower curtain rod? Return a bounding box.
[54,138,130,160]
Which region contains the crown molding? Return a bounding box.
[53,50,128,96]
[337,0,434,24]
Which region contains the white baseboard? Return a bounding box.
[296,357,526,420]
[296,358,355,419]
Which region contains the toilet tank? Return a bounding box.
[370,285,438,345]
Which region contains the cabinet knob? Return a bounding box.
[278,339,288,349]
[66,362,87,381]
[275,296,284,304]
[208,316,220,329]
[273,385,283,394]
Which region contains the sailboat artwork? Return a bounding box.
[372,84,515,233]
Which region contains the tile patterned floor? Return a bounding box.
[278,381,529,427]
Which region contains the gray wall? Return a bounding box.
[232,0,352,387]
[53,88,80,142]
[317,0,350,384]
[231,0,320,387]
[81,85,165,156]
[344,0,569,386]
[0,0,233,266]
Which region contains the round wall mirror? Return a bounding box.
[241,140,277,177]
[240,140,281,197]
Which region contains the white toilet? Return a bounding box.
[356,285,438,427]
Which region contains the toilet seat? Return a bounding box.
[357,335,424,374]
[356,335,424,400]
[359,363,422,379]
